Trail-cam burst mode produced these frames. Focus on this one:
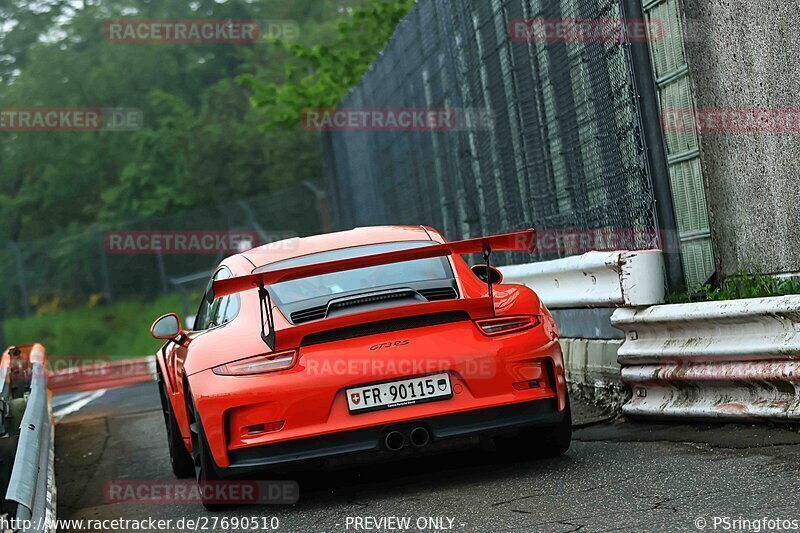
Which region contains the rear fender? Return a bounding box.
[483,282,566,411]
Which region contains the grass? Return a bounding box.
[3,293,190,359]
[669,270,800,304]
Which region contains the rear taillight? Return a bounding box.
[213,350,297,376]
[475,315,541,336]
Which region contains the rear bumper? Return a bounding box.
[221,398,561,475]
[190,317,567,468]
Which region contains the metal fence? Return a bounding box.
[322,0,661,269]
[0,183,323,321]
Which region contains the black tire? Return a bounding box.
[496,396,572,458]
[157,373,194,478]
[187,394,225,511]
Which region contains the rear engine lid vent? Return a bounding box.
[290,304,328,324]
[417,286,459,301]
[300,311,471,346]
[290,289,424,324]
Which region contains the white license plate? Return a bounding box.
[346,373,452,413]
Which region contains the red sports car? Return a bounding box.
[151,226,571,505]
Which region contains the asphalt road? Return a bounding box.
[55,381,800,533]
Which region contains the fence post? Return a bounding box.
[98,233,113,304]
[8,241,31,317]
[303,181,332,233]
[621,0,686,293]
[155,252,168,294]
[236,199,270,243]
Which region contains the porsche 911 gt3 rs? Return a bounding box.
[151,226,571,506]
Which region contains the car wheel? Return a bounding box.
[497,395,572,458]
[157,372,194,478]
[187,394,225,511]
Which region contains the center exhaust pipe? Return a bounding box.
[384,431,405,452]
[409,427,430,448]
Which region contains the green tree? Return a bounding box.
[0,0,365,241]
[0,0,373,320]
[240,0,414,130]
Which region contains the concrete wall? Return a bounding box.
[681,1,800,276]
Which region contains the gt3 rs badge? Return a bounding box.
[370,340,409,350]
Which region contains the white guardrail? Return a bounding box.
[4,344,56,533]
[499,250,665,308]
[499,250,666,409]
[611,296,800,420]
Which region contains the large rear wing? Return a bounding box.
[212,230,535,299]
[212,229,535,350]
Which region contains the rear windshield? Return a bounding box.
[253,241,452,305]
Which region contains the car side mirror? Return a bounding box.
[471,264,503,284]
[150,313,181,340]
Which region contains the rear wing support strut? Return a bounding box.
[483,245,496,318]
[258,282,276,350]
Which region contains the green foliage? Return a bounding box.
[700,270,800,301]
[0,0,365,242]
[0,0,414,335]
[240,0,415,130]
[668,270,800,303]
[3,293,191,358]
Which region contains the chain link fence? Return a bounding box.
[322,0,659,267]
[2,0,672,324]
[0,183,323,321]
